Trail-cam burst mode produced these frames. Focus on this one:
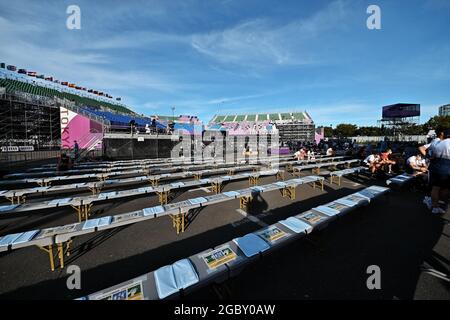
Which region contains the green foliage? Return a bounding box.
[323,126,333,137]
[423,116,450,131]
[334,124,357,137]
[330,116,449,137]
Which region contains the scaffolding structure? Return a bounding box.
[0,92,61,150]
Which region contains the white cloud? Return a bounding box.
[190,0,349,67]
[0,14,184,102]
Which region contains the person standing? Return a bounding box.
[419,127,445,209]
[428,129,450,214]
[73,140,79,160]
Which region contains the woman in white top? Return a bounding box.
[427,128,450,214]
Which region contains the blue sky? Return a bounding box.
[0,0,449,126]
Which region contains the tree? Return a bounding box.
[334,124,357,137]
[423,116,450,131]
[402,124,426,135]
[357,126,382,136]
[323,126,333,137]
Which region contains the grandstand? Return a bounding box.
[154,114,203,136]
[0,70,132,114]
[0,64,171,163]
[0,67,167,133]
[208,111,315,143]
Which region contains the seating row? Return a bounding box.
[78,185,390,300]
[0,169,283,221]
[0,164,261,202]
[0,175,325,271]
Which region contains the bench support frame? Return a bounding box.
[71,204,93,222]
[281,186,296,200]
[239,196,252,211]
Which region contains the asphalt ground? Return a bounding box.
[0,169,448,300]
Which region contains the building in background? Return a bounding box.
[208,111,315,143]
[439,104,450,116]
[377,103,420,132]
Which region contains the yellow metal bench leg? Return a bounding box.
[89,186,101,195]
[57,243,65,269]
[276,171,285,180]
[72,205,82,222]
[181,211,186,233]
[249,176,260,186]
[66,240,72,257]
[211,182,222,194]
[317,180,324,191]
[157,191,169,205]
[239,196,252,211]
[7,195,26,204]
[39,245,56,271]
[37,181,51,187]
[170,213,183,234]
[72,204,93,222]
[281,186,296,200]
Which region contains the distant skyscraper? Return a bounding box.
[439,104,450,116]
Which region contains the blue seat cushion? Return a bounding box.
[235,233,270,257]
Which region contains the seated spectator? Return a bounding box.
[326,147,335,156]
[406,154,428,174]
[363,154,381,174]
[294,148,306,160]
[58,152,72,171]
[379,149,396,174]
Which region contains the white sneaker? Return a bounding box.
[431,207,445,214]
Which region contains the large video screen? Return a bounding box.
[382,104,420,118]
